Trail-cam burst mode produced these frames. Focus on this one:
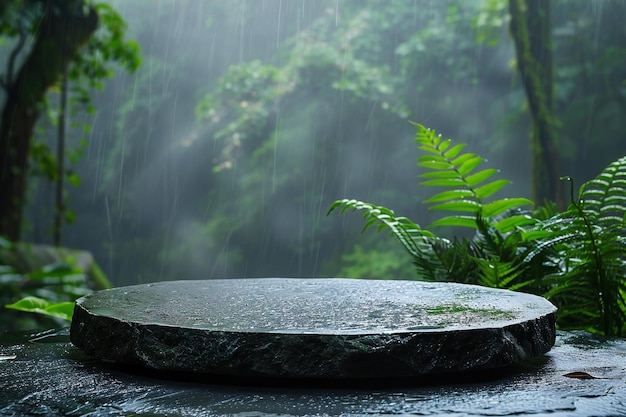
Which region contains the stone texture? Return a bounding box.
[70,278,556,379]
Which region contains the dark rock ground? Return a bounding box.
[1,329,625,416]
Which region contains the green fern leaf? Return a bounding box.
[520,229,555,242]
[444,143,466,159]
[327,199,436,259]
[473,179,510,198]
[424,189,475,203]
[579,155,626,226]
[429,216,478,229]
[429,201,481,212]
[413,123,533,231]
[451,153,478,167]
[482,198,534,218]
[420,171,463,180]
[330,122,626,335]
[457,157,484,176]
[420,178,466,187]
[473,257,524,289]
[493,214,536,233]
[535,167,626,336]
[418,160,453,170]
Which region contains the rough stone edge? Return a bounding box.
[70,301,556,379]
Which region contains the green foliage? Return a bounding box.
[95,1,532,282]
[63,0,142,168]
[0,237,104,330]
[50,1,626,292]
[472,0,508,46]
[413,123,535,231]
[329,124,539,285]
[471,0,626,182]
[2,0,143,238]
[5,297,74,321]
[533,161,626,336]
[333,243,415,280]
[196,61,290,171]
[329,124,626,336]
[329,199,435,257]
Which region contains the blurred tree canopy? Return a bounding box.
[13,0,626,283]
[0,0,140,241]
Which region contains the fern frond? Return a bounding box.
[579,155,626,227]
[327,199,460,281]
[424,238,479,283]
[493,214,535,233]
[520,212,586,261]
[473,256,525,289]
[411,238,454,282]
[535,189,626,335]
[327,198,439,261]
[412,123,533,231]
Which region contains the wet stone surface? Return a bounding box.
[1,329,625,416]
[70,278,557,378]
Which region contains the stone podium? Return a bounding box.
[70,278,557,380]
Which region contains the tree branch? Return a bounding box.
[2,28,27,90]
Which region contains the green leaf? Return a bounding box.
[417,155,447,163]
[327,198,436,258]
[465,169,500,187]
[444,143,466,159]
[473,179,510,198]
[418,146,443,155]
[429,200,481,212]
[67,172,81,187]
[418,160,453,170]
[420,178,466,187]
[473,257,524,289]
[429,216,478,228]
[44,302,76,320]
[482,198,534,218]
[451,153,478,167]
[520,229,556,242]
[5,297,74,321]
[419,171,461,179]
[28,262,81,281]
[457,156,484,176]
[423,189,475,203]
[494,214,536,232]
[438,138,452,152]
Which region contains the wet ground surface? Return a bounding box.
[1,329,625,416]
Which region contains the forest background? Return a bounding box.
[4,0,626,288]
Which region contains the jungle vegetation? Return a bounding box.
[1,0,626,334]
[330,124,626,336]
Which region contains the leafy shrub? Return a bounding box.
[329,124,626,336]
[1,238,110,330]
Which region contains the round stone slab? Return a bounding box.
[70,278,557,379]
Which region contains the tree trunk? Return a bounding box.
[54,66,68,246]
[0,1,97,241]
[509,0,564,208]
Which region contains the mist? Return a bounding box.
[17,0,626,286]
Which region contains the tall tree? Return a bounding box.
[509,0,563,208]
[0,0,139,241]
